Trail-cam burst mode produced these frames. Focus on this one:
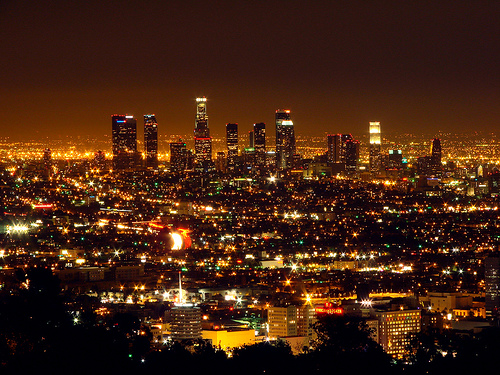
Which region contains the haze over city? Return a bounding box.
[1,0,499,141]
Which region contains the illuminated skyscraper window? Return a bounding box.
[369,121,382,174]
[226,123,238,170]
[144,114,158,169]
[112,114,138,170]
[194,97,212,166]
[276,109,295,169]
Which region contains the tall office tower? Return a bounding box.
[485,255,500,317]
[42,148,52,178]
[344,139,359,174]
[243,147,256,171]
[215,151,226,173]
[327,134,353,165]
[254,122,266,168]
[327,134,339,165]
[275,110,296,169]
[112,114,138,170]
[369,121,382,174]
[249,130,255,148]
[194,97,212,165]
[226,123,238,170]
[417,156,433,176]
[388,150,403,169]
[327,134,358,174]
[376,309,421,359]
[430,138,442,176]
[169,140,187,173]
[144,114,158,169]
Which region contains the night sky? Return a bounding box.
[1,0,499,141]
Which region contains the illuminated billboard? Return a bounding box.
[315,302,343,315]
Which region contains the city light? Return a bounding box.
[171,232,183,250]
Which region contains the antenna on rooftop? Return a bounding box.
[178,271,183,304]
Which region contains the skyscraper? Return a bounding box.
[268,305,316,342]
[170,140,187,173]
[144,114,158,169]
[485,255,500,317]
[276,109,295,169]
[226,123,238,171]
[194,97,212,166]
[40,148,52,178]
[254,122,266,168]
[327,134,358,174]
[344,138,359,174]
[112,114,138,170]
[369,121,382,174]
[327,134,340,166]
[430,138,442,176]
[376,309,421,359]
[327,134,352,164]
[388,150,403,169]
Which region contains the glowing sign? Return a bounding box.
[148,222,165,229]
[33,204,52,209]
[315,302,343,315]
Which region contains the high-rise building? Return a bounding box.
[169,140,187,173]
[249,130,255,148]
[388,150,403,170]
[144,114,158,169]
[490,171,500,197]
[485,255,500,317]
[327,134,352,164]
[254,122,266,168]
[42,148,52,175]
[268,305,316,342]
[345,139,359,175]
[194,97,212,166]
[216,151,226,173]
[369,122,382,174]
[327,134,358,174]
[375,309,421,359]
[430,138,442,176]
[327,134,340,166]
[226,123,238,170]
[276,110,296,169]
[170,305,202,341]
[112,114,139,170]
[417,156,433,176]
[243,147,256,172]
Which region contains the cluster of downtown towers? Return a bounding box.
[111,97,414,175]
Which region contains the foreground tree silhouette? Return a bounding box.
[231,340,295,375]
[0,267,132,375]
[306,314,395,373]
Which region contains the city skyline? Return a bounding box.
[2,1,500,370]
[1,1,499,140]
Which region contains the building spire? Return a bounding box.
[178,271,183,304]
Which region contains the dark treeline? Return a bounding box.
[1,267,499,375]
